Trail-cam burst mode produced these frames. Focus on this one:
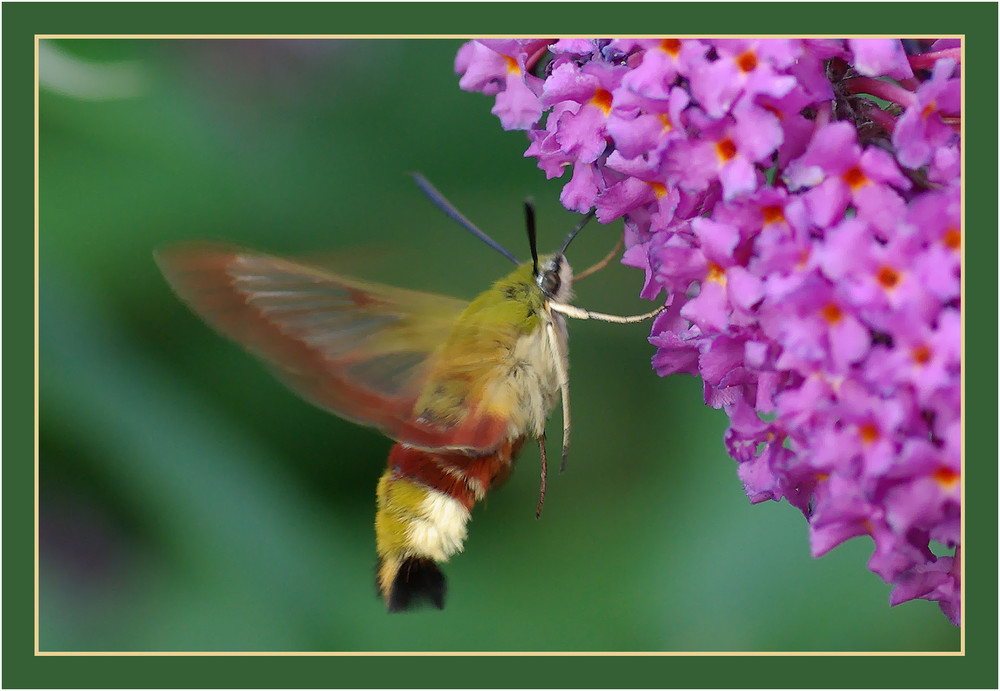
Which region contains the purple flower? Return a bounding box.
[784,121,911,237]
[455,40,547,130]
[847,38,915,80]
[686,39,799,118]
[457,38,962,626]
[606,86,689,161]
[893,58,961,169]
[617,39,696,99]
[540,60,624,163]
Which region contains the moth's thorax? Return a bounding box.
[410,256,572,447]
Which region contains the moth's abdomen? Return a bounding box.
[374,440,523,611]
[380,556,446,613]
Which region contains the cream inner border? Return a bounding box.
[33,33,966,657]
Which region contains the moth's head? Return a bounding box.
[536,253,574,302]
[524,201,590,304]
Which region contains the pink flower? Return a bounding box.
[457,37,962,626]
[848,38,915,80]
[784,121,911,237]
[455,40,546,130]
[893,59,961,169]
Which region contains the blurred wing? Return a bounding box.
[156,243,506,451]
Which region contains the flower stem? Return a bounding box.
[908,48,961,71]
[844,77,916,108]
[526,45,548,73]
[865,103,897,134]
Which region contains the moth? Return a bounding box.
[156,176,662,611]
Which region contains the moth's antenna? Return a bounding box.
[411,173,520,265]
[558,209,597,255]
[525,199,539,276]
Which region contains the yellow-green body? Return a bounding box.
[376,257,574,609]
[411,258,569,442]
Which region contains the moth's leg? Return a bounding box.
[545,319,572,473]
[535,433,547,519]
[572,236,624,283]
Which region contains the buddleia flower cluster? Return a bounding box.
[456,38,961,625]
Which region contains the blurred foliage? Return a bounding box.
[38,38,959,652]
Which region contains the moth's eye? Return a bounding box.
[540,270,561,295]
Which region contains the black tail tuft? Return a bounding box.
[386,557,447,612]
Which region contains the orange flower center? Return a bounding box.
[503,56,520,74]
[858,422,880,445]
[821,302,843,324]
[648,181,667,199]
[842,166,868,189]
[660,38,681,56]
[715,138,737,162]
[706,262,727,285]
[762,205,785,225]
[657,112,673,132]
[943,227,961,250]
[911,344,932,365]
[590,88,613,115]
[932,466,960,489]
[737,50,758,73]
[877,266,901,289]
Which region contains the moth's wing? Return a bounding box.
[155,244,509,452]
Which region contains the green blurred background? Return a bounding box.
[38,38,959,652]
